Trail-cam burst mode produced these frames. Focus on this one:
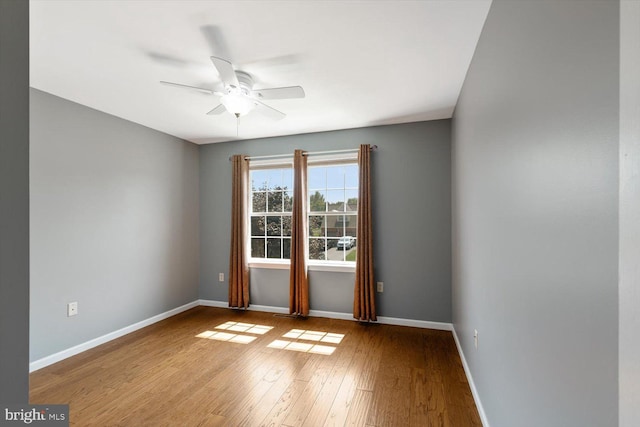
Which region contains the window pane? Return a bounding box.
[309,190,327,212]
[282,216,291,236]
[267,238,281,258]
[345,247,357,262]
[336,236,356,259]
[325,215,342,237]
[252,192,266,213]
[303,161,358,264]
[344,214,357,238]
[251,216,265,236]
[327,238,343,261]
[283,238,291,259]
[345,164,358,188]
[267,169,283,190]
[309,238,326,260]
[283,169,293,191]
[268,191,283,212]
[251,170,268,191]
[251,238,265,258]
[345,190,358,212]
[326,166,345,189]
[266,216,281,236]
[308,167,326,191]
[309,215,324,237]
[326,189,345,211]
[283,191,293,212]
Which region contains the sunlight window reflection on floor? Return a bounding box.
[195,323,342,353]
[195,330,257,344]
[267,339,337,355]
[195,321,274,345]
[214,321,273,335]
[281,329,344,344]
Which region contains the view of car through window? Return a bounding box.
[336,236,356,250]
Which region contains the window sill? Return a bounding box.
[248,260,355,273]
[249,260,289,270]
[308,261,356,273]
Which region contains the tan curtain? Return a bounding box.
[354,144,376,321]
[229,154,250,308]
[289,149,309,316]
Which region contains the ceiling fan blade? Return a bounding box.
[200,25,232,62]
[210,56,239,87]
[148,52,193,67]
[206,104,226,115]
[253,86,305,100]
[160,81,213,95]
[255,100,286,120]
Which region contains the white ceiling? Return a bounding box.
[30,0,492,144]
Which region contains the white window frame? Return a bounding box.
[247,153,358,273]
[248,159,293,265]
[306,153,358,270]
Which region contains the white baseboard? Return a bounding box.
[198,300,452,330]
[451,327,490,427]
[197,299,228,308]
[377,315,452,331]
[30,299,454,375]
[309,309,354,320]
[197,300,290,314]
[29,300,199,373]
[248,304,290,314]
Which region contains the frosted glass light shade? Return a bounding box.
[221,93,256,117]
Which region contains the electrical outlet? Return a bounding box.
[67,302,78,317]
[218,273,224,282]
[474,329,478,349]
[377,282,384,292]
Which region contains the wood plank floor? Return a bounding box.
[30,307,481,426]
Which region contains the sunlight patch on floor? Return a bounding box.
[195,321,275,345]
[214,321,273,335]
[196,330,257,344]
[267,339,336,355]
[282,329,344,344]
[196,323,343,353]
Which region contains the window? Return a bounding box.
[249,157,358,266]
[250,166,293,260]
[307,161,358,263]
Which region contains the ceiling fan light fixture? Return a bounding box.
[220,91,256,117]
[162,57,299,120]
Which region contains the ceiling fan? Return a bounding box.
[160,56,305,120]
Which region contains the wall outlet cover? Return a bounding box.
[67,302,78,317]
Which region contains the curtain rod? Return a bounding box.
[228,145,378,162]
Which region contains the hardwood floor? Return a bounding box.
[30,307,481,426]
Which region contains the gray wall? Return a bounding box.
[620,1,640,425]
[0,0,30,403]
[200,121,452,321]
[452,1,619,426]
[30,89,200,362]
